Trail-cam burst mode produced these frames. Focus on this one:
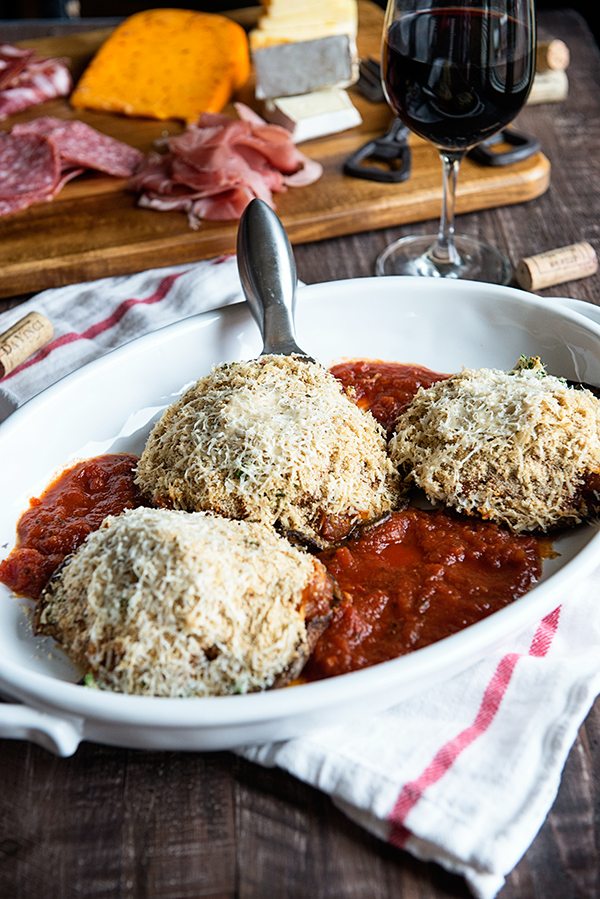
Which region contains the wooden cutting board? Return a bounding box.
[0,2,550,299]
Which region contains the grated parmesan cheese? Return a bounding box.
[35,507,332,697]
[389,366,600,532]
[135,355,400,546]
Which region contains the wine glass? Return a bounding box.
[377,0,536,283]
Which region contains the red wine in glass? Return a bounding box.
[377,1,536,282]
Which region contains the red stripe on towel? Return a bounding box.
[388,607,561,848]
[2,271,185,382]
[529,606,561,657]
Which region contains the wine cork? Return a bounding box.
[536,39,570,73]
[516,242,598,291]
[0,312,54,379]
[527,69,569,105]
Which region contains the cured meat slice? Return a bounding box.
[0,56,71,121]
[12,117,143,177]
[233,103,320,175]
[234,146,285,192]
[0,132,60,199]
[168,119,249,158]
[11,115,71,137]
[128,152,183,196]
[1,117,142,218]
[173,150,273,203]
[130,103,322,226]
[0,44,34,91]
[0,194,37,217]
[139,194,194,213]
[232,102,267,128]
[282,156,325,187]
[142,186,256,229]
[53,167,86,193]
[191,187,255,222]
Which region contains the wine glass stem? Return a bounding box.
[431,151,465,266]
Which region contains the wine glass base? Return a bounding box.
[375,235,512,285]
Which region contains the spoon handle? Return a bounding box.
[237,199,309,357]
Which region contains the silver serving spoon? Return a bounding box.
[237,198,313,360]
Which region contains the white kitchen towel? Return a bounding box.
[243,583,600,899]
[0,255,243,421]
[1,262,599,899]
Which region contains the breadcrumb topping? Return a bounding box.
[136,355,400,546]
[35,507,329,697]
[389,365,600,532]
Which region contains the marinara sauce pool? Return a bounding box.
[0,454,142,600]
[330,359,449,435]
[305,508,544,680]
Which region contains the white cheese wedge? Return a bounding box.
[251,12,358,49]
[253,0,358,45]
[265,88,362,142]
[263,0,353,12]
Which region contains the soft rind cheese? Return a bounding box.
[36,507,325,697]
[389,366,600,532]
[136,355,400,546]
[265,88,362,142]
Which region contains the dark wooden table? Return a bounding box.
[1,9,599,899]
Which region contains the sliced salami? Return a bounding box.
[0,56,71,121]
[53,166,86,194]
[0,44,34,92]
[0,132,60,199]
[0,193,38,217]
[13,117,143,177]
[1,115,145,217]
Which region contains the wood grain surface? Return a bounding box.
[0,1,550,298]
[1,8,600,899]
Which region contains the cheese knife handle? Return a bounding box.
[237,199,311,359]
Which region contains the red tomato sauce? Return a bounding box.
[331,360,449,434]
[0,454,142,600]
[305,509,544,680]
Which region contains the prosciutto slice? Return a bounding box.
[130,102,323,228]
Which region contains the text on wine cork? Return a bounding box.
[516,242,598,291]
[0,311,54,379]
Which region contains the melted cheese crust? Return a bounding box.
[136,355,400,546]
[36,507,323,697]
[389,367,600,532]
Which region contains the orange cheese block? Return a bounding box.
[71,8,251,123]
